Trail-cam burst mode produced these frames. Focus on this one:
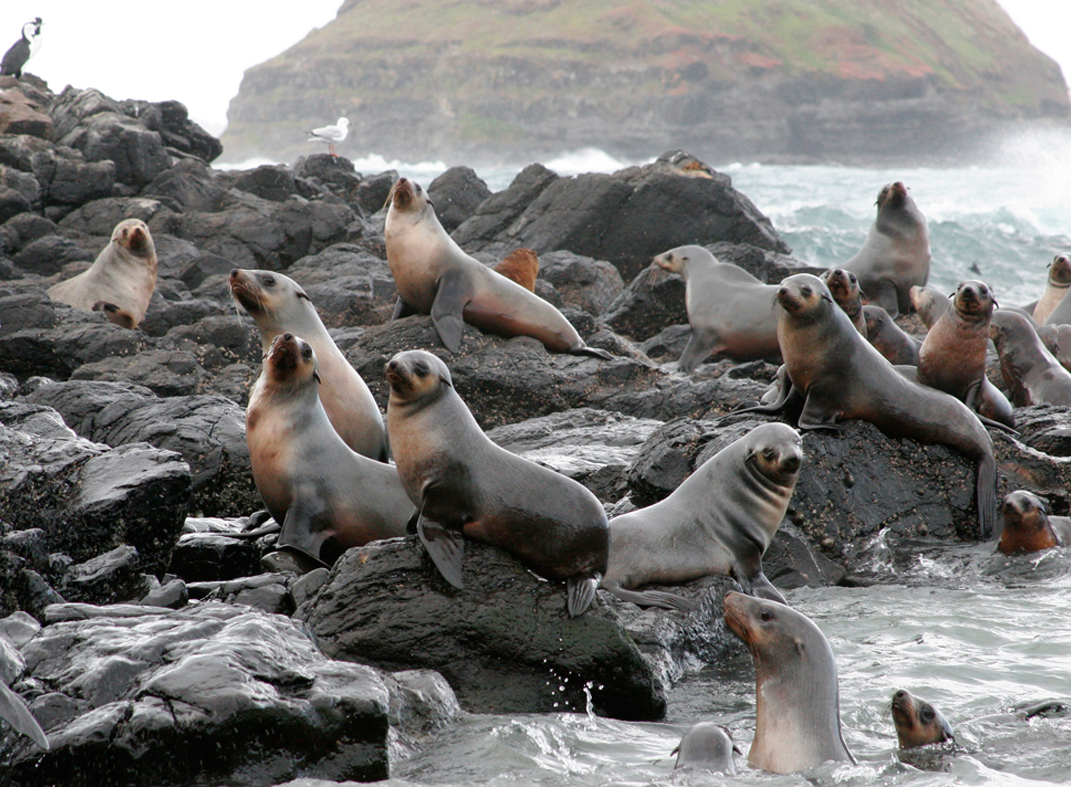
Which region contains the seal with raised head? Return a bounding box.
[890,689,954,749]
[230,268,388,461]
[863,305,921,365]
[1034,253,1071,324]
[844,181,930,318]
[385,179,610,359]
[724,591,856,773]
[917,280,1014,428]
[741,274,999,539]
[385,349,610,616]
[998,490,1071,554]
[246,333,412,569]
[47,218,157,328]
[494,248,539,292]
[653,244,781,370]
[909,284,950,329]
[672,722,737,774]
[821,267,867,336]
[989,310,1071,407]
[601,422,802,611]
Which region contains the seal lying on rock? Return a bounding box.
[672,722,737,774]
[385,349,610,617]
[863,305,920,365]
[601,422,802,611]
[246,333,412,569]
[385,178,610,359]
[1034,253,1071,324]
[494,248,539,292]
[891,689,954,749]
[998,490,1071,554]
[47,218,157,328]
[989,310,1071,407]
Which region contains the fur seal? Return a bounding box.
[890,689,954,749]
[844,181,930,317]
[245,333,412,568]
[863,305,920,365]
[909,284,950,329]
[494,248,539,292]
[1035,253,1071,324]
[998,490,1071,554]
[917,280,1014,428]
[989,310,1071,407]
[741,274,999,539]
[385,179,610,359]
[1035,322,1071,373]
[821,268,867,336]
[653,244,781,370]
[385,350,610,616]
[724,591,856,773]
[229,268,388,461]
[672,722,737,774]
[601,422,802,611]
[0,679,48,750]
[47,218,157,328]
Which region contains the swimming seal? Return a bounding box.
[653,244,781,370]
[741,274,999,539]
[989,310,1071,407]
[385,349,610,616]
[385,179,610,359]
[494,248,539,292]
[863,305,920,365]
[998,490,1071,554]
[821,268,867,336]
[890,689,954,749]
[672,722,737,774]
[1034,253,1071,324]
[245,333,412,568]
[47,218,157,328]
[844,181,930,317]
[601,422,802,611]
[230,268,388,461]
[724,591,856,773]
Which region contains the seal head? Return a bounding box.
[672,722,737,774]
[890,689,954,749]
[998,490,1071,554]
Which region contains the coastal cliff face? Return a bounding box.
[220,0,1070,165]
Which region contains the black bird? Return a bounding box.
[1,18,43,79]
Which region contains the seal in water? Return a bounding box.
[672,722,737,774]
[891,689,954,749]
[385,349,610,616]
[601,422,802,611]
[1034,253,1071,324]
[989,310,1071,407]
[998,490,1071,554]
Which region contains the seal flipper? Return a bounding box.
[566,575,599,617]
[570,345,613,361]
[747,571,788,605]
[0,680,48,750]
[796,397,845,432]
[275,497,331,567]
[677,332,716,372]
[601,580,698,613]
[391,296,418,321]
[417,517,465,589]
[430,270,472,352]
[92,301,136,329]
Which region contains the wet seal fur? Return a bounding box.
[245,333,412,568]
[653,244,781,370]
[230,268,388,461]
[601,422,802,611]
[821,267,867,336]
[891,689,954,749]
[724,591,856,773]
[844,181,930,318]
[672,722,738,774]
[1038,253,1071,324]
[47,218,158,328]
[910,284,950,329]
[998,490,1071,554]
[385,179,610,359]
[989,310,1071,407]
[494,248,539,292]
[385,349,610,616]
[740,273,999,540]
[863,305,920,365]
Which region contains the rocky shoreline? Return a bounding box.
[3,76,1071,785]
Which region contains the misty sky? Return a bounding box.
[1,1,1067,143]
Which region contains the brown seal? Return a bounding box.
[385,349,610,616]
[672,722,737,774]
[493,248,539,292]
[917,280,1014,428]
[890,689,954,749]
[844,181,930,317]
[229,268,388,461]
[998,490,1071,554]
[821,268,867,336]
[1037,253,1071,324]
[742,274,999,539]
[653,245,781,370]
[601,422,802,611]
[724,591,856,773]
[909,284,950,329]
[989,310,1071,407]
[1035,323,1071,373]
[245,333,412,568]
[863,305,920,365]
[47,218,157,328]
[385,179,610,359]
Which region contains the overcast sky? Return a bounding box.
[1,1,1067,140]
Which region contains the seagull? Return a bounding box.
[307,117,349,157]
[1,17,43,79]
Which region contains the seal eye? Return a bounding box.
[302,344,312,359]
[762,447,777,462]
[413,362,428,377]
[759,608,774,622]
[801,286,812,297]
[920,706,934,723]
[262,275,276,287]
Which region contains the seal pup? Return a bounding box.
[998,491,1071,554]
[989,310,1071,407]
[47,218,157,328]
[844,181,930,317]
[385,350,610,616]
[672,722,738,774]
[724,591,856,773]
[1034,253,1071,324]
[246,334,412,568]
[230,268,388,461]
[917,280,1014,428]
[601,423,802,611]
[909,284,950,329]
[863,305,921,365]
[821,268,867,336]
[653,244,781,370]
[494,248,539,292]
[385,179,610,359]
[741,274,999,539]
[890,689,954,749]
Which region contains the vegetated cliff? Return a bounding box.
[220,0,1071,166]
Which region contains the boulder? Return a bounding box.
[537,250,625,316]
[286,243,398,327]
[601,264,688,342]
[0,86,52,139]
[427,166,492,232]
[69,348,214,398]
[451,163,559,248]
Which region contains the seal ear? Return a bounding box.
[821,293,833,305]
[313,370,321,385]
[794,636,806,655]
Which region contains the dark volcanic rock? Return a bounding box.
[452,163,558,248]
[427,166,493,232]
[601,265,688,342]
[537,250,625,316]
[69,348,214,398]
[286,243,399,328]
[1011,405,1071,457]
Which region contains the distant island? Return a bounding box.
[220,0,1071,167]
